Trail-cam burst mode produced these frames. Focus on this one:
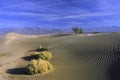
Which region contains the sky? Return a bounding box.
[0,0,120,30]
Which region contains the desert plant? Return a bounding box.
[72,27,79,33]
[26,59,53,75]
[39,46,48,50]
[38,51,52,60]
[78,28,83,34]
[31,51,52,60]
[35,46,48,52]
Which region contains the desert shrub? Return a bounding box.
[72,27,83,34]
[72,27,79,33]
[26,59,53,75]
[31,51,52,60]
[38,51,52,60]
[36,46,48,51]
[79,28,83,34]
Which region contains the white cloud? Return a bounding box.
[0,10,60,20]
[103,20,120,23]
[48,11,115,20]
[69,22,83,25]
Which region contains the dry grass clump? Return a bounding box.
[39,51,52,60]
[35,46,49,52]
[26,59,53,75]
[26,45,53,75]
[31,51,52,60]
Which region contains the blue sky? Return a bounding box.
[0,0,120,29]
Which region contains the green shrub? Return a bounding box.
[38,51,52,60]
[79,28,83,34]
[26,59,53,75]
[72,27,83,34]
[72,27,79,33]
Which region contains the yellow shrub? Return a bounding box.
[39,51,52,60]
[26,59,53,75]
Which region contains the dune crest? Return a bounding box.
[4,32,21,47]
[5,32,21,39]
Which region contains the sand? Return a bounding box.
[0,33,120,80]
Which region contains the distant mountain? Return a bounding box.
[20,27,66,35]
[0,27,19,35]
[0,26,120,35]
[83,26,120,33]
[0,27,67,35]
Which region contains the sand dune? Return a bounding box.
[0,33,120,80]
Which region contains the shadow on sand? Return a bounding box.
[22,56,37,61]
[6,67,27,75]
[22,48,45,61]
[108,57,120,80]
[28,48,48,52]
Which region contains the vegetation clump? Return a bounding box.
[36,46,48,52]
[72,27,79,33]
[39,51,52,60]
[72,27,83,34]
[26,59,53,75]
[31,51,52,60]
[78,28,83,34]
[26,45,53,75]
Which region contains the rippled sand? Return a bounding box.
[0,33,120,80]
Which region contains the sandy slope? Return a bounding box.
[0,33,120,80]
